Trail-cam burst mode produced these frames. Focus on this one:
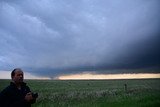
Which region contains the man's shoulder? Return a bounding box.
[3,82,17,89]
[0,84,12,95]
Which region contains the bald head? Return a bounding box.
[11,68,24,83]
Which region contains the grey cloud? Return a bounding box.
[0,0,160,76]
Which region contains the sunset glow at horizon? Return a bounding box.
[0,71,160,80]
[58,73,160,80]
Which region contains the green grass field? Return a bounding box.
[0,79,160,107]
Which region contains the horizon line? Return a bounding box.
[0,70,160,80]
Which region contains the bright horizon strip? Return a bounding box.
[58,73,160,80]
[0,71,160,80]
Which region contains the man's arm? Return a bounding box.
[0,85,35,107]
[11,92,34,107]
[25,85,37,104]
[0,88,10,107]
[11,85,35,106]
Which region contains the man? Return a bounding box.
[0,68,37,107]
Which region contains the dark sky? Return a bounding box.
[0,0,160,77]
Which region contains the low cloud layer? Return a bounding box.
[0,0,160,77]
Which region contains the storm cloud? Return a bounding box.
[0,0,160,77]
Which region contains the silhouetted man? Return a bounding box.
[0,68,37,107]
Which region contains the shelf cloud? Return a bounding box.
[0,0,160,77]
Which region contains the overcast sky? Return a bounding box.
[0,0,160,77]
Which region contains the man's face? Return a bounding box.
[12,70,24,83]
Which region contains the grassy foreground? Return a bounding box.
[0,79,160,107]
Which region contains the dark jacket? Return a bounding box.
[0,82,31,107]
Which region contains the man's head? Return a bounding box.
[11,68,24,84]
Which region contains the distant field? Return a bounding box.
[0,79,160,107]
